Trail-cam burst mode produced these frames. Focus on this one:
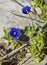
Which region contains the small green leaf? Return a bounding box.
[4,30,13,42]
[11,40,18,49]
[4,30,9,34]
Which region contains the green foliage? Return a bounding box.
[33,0,46,8]
[3,0,47,63]
[30,33,44,62]
[43,29,47,47]
[32,0,47,22]
[4,30,13,42]
[25,25,47,62]
[11,40,19,49]
[25,24,37,38]
[4,29,19,49]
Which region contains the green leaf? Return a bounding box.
[25,25,36,38]
[4,30,13,42]
[11,40,18,49]
[4,30,9,34]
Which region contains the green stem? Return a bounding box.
[12,0,24,7]
[11,12,44,23]
[16,0,24,7]
[12,0,38,15]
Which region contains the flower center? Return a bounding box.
[13,32,16,35]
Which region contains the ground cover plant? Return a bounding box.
[0,0,47,65]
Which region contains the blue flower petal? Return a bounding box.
[9,27,21,39]
[22,6,31,14]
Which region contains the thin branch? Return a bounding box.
[0,42,27,61]
[21,57,31,65]
[27,0,41,17]
[11,12,30,19]
[12,0,43,21]
[15,0,24,7]
[12,0,37,15]
[2,60,11,62]
[11,12,44,23]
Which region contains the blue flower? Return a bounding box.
[22,6,31,14]
[9,27,21,39]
